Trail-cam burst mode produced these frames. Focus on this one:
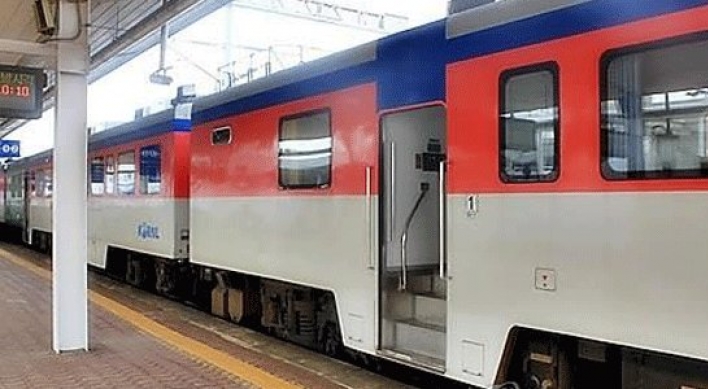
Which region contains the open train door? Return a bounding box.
[379,105,448,371]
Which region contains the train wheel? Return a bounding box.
[37,232,46,253]
[154,260,176,296]
[320,322,342,357]
[126,256,145,287]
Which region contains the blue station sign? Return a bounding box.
[0,140,20,158]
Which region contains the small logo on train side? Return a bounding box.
[137,222,160,240]
[140,147,160,159]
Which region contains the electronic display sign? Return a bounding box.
[0,65,44,119]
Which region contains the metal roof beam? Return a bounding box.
[230,0,408,33]
[89,0,202,71]
[0,38,55,58]
[89,0,234,82]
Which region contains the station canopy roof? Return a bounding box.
[0,0,221,135]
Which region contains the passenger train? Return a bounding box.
[3,1,708,387]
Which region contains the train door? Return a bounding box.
[22,171,32,243]
[379,105,447,371]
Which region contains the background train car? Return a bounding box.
[1,161,26,235]
[87,107,191,294]
[0,151,51,244]
[188,0,708,388]
[0,105,192,295]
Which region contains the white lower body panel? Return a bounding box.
[88,198,189,268]
[445,191,708,387]
[191,196,379,354]
[29,199,52,242]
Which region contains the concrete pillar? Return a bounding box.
[52,0,89,353]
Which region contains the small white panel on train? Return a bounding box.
[347,313,364,343]
[535,268,556,291]
[462,340,484,376]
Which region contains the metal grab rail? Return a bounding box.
[389,142,395,243]
[439,160,446,280]
[399,183,429,291]
[365,166,374,270]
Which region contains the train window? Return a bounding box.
[9,174,21,198]
[139,145,161,195]
[278,110,332,189]
[602,37,708,179]
[212,126,232,145]
[500,63,559,183]
[90,157,105,195]
[117,151,136,195]
[43,170,52,197]
[105,156,115,194]
[29,171,36,197]
[35,170,45,197]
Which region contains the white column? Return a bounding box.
[52,0,89,353]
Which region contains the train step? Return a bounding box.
[414,293,446,328]
[394,318,446,362]
[381,345,446,372]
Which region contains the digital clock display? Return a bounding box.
[0,65,43,120]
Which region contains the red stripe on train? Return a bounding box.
[191,84,379,198]
[447,4,708,194]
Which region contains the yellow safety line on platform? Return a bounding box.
[0,247,302,389]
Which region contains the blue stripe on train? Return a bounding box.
[192,0,708,122]
[88,119,189,152]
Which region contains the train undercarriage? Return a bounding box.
[496,328,708,389]
[100,246,344,357]
[22,236,708,389]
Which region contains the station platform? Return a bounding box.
[0,245,402,389]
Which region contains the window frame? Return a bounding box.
[104,155,115,195]
[43,169,52,198]
[211,126,233,145]
[116,150,136,196]
[498,61,561,184]
[600,32,708,181]
[277,108,333,190]
[35,169,45,198]
[28,170,36,197]
[139,144,162,195]
[90,156,105,196]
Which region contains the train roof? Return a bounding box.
[4,148,52,171]
[87,107,187,151]
[192,0,708,125]
[3,107,186,170]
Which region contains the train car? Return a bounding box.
[1,104,192,294]
[188,0,708,388]
[87,107,191,293]
[0,152,46,242]
[8,150,52,247]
